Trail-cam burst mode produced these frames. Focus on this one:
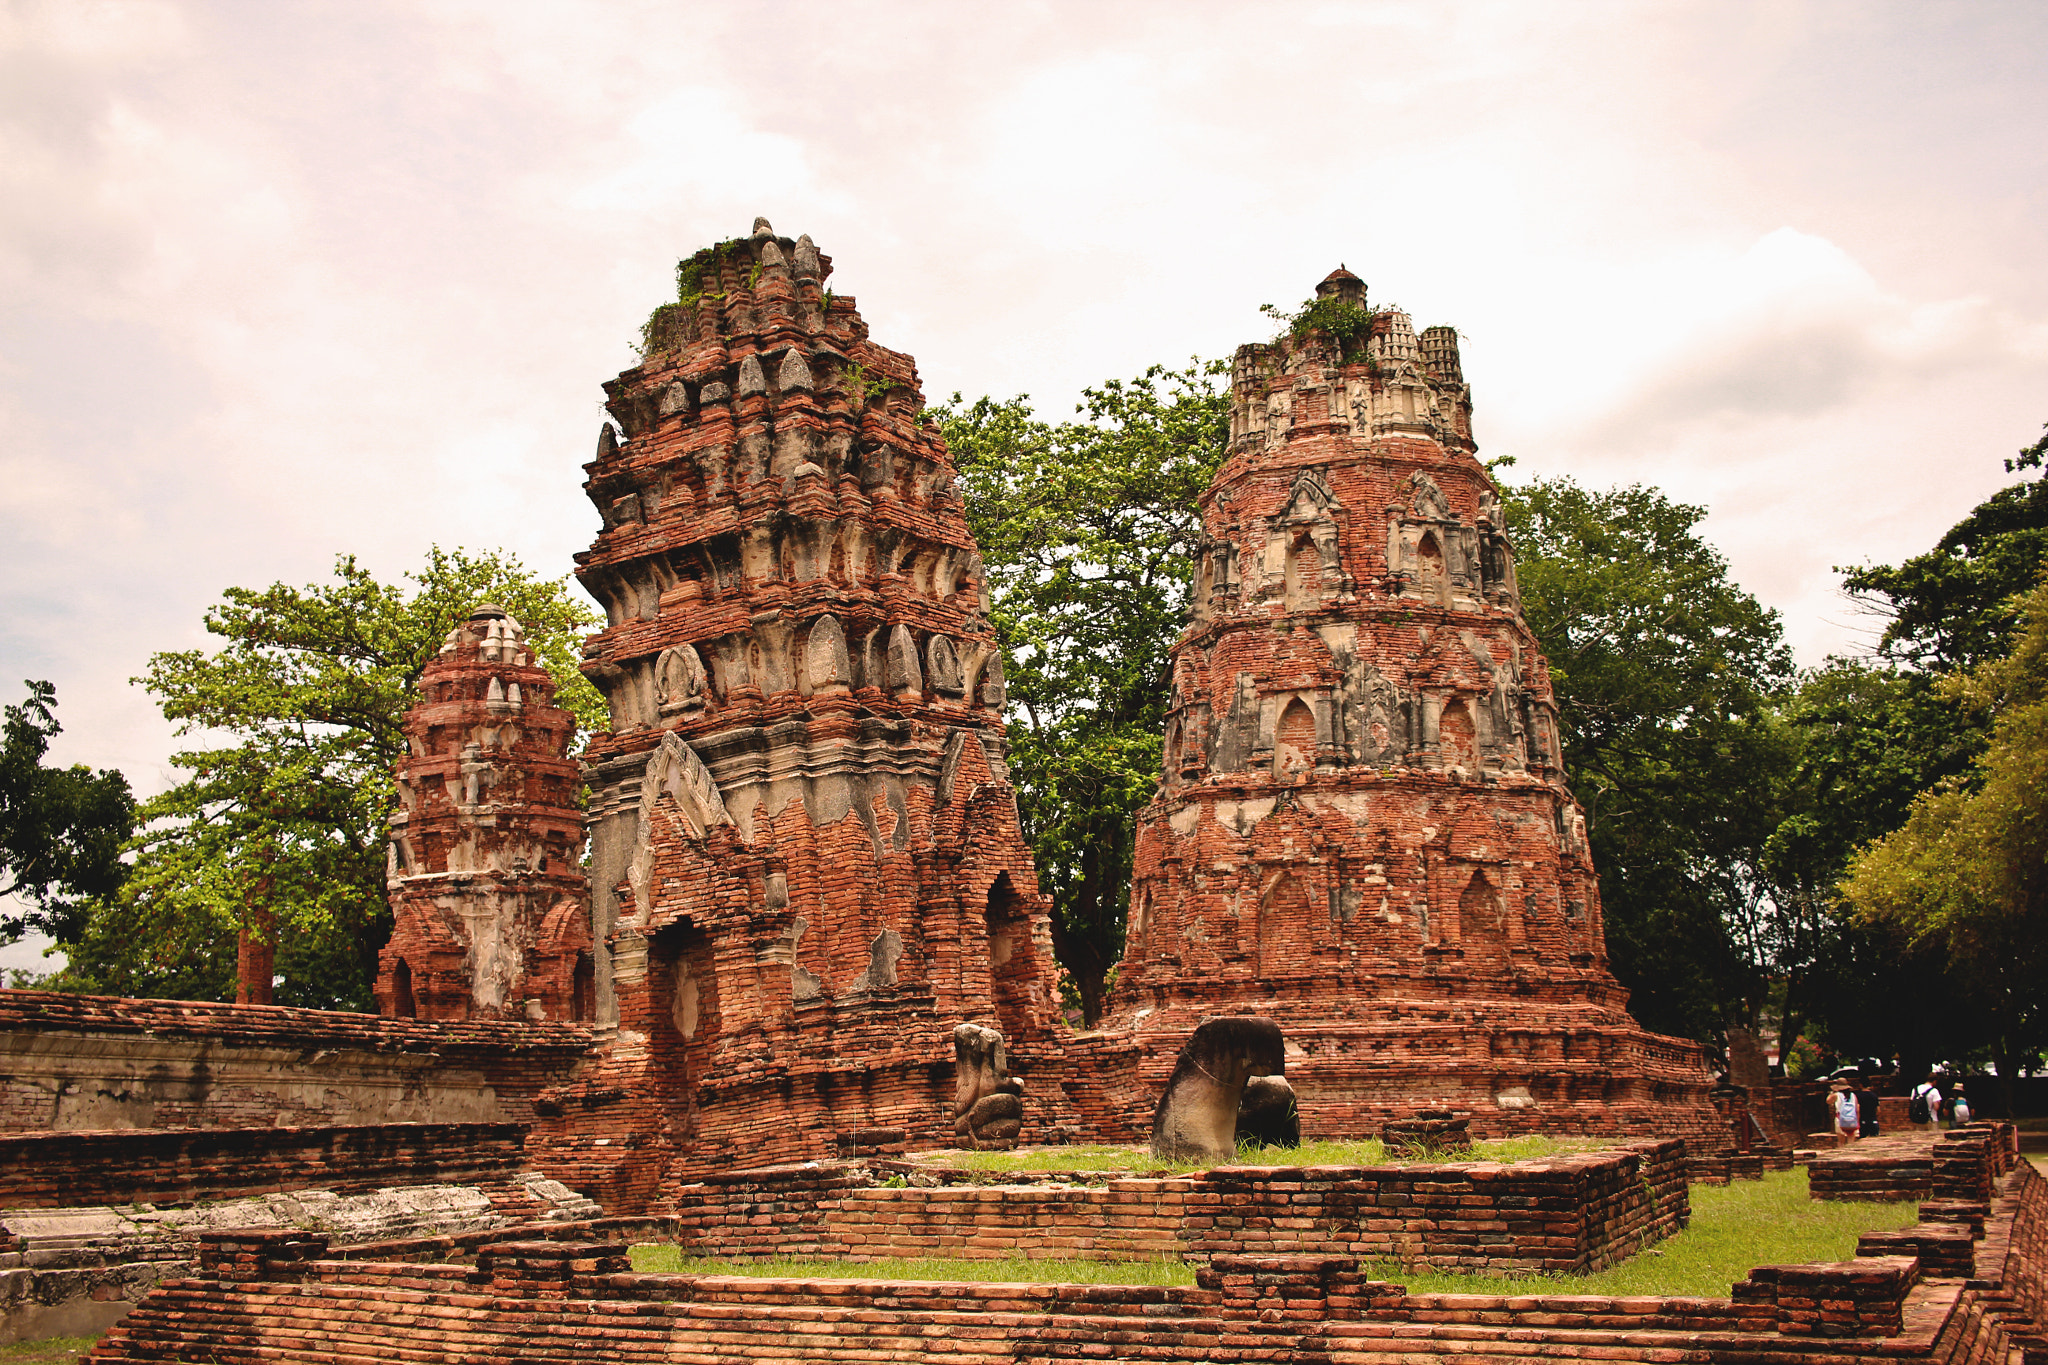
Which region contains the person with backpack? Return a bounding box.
[1830,1079,1861,1141]
[1910,1074,1943,1130]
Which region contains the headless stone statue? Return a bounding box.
[952,1022,1024,1148]
[1151,1016,1286,1163]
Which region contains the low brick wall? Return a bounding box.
[1809,1125,2018,1205]
[0,1123,532,1209]
[666,1139,1689,1276]
[0,990,590,1133]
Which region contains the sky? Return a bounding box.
[3,0,2045,972]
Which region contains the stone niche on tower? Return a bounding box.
[559,219,1060,1182]
[376,606,593,1023]
[1101,268,1720,1149]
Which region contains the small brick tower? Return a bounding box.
[376,606,593,1022]
[560,219,1059,1180]
[1102,270,1718,1144]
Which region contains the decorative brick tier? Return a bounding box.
[1099,269,1719,1149]
[663,1140,1691,1275]
[0,990,591,1133]
[86,1162,2048,1365]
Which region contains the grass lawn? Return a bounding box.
[1369,1167,1921,1298]
[0,1337,99,1364]
[628,1167,1920,1300]
[929,1134,1598,1175]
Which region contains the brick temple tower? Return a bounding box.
[376,605,593,1022]
[1101,270,1718,1144]
[558,219,1059,1183]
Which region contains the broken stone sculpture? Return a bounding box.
[1151,1016,1286,1164]
[953,1022,1024,1148]
[1234,1074,1301,1149]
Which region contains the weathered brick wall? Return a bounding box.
[0,1123,532,1209]
[0,991,590,1133]
[665,1140,1690,1276]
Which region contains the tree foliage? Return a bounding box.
[941,360,1228,1025]
[1502,476,1797,1044]
[50,549,602,1010]
[1842,424,2048,671]
[0,680,134,944]
[1840,578,2048,1102]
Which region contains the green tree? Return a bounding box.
[1842,424,2048,671]
[1502,476,1797,1045]
[0,680,134,945]
[1840,578,2048,1108]
[940,360,1229,1025]
[52,549,603,1010]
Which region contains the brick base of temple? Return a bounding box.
[85,1148,2048,1365]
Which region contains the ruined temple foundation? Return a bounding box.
[1099,268,1722,1151]
[539,220,1063,1202]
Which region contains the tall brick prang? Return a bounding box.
[375,605,593,1022]
[1102,269,1719,1146]
[555,219,1060,1189]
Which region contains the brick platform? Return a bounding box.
[1810,1126,2019,1205]
[85,1160,2048,1364]
[667,1139,1690,1275]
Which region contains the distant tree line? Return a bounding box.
[5,349,2042,1097]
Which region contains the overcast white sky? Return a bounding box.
[4,1,2046,971]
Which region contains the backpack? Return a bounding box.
[1909,1091,1931,1124]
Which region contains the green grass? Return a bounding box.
[930,1134,1598,1176]
[626,1246,1194,1286]
[0,1337,100,1363]
[628,1168,1920,1300]
[1374,1168,1922,1298]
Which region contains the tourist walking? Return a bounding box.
[1911,1074,1944,1130]
[1830,1079,1861,1141]
[1950,1082,1972,1126]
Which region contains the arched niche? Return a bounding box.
[984,872,1039,1038]
[1273,697,1317,782]
[390,958,416,1019]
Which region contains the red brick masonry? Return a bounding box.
[663,1138,1690,1275]
[0,1123,532,1210]
[0,991,590,1133]
[85,1158,2048,1363]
